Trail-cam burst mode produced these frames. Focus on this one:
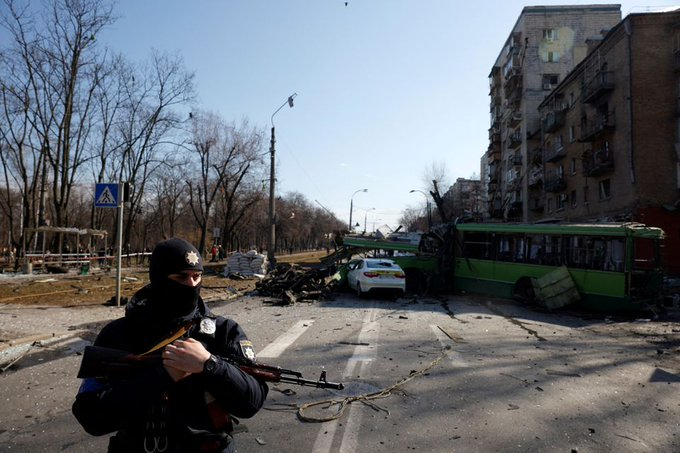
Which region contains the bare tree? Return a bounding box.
[110,50,195,248]
[399,206,427,232]
[421,160,450,195]
[0,0,116,255]
[185,111,263,254]
[214,121,264,252]
[147,166,190,240]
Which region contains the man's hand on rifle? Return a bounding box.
[163,338,211,381]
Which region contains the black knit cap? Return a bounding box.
[149,238,203,285]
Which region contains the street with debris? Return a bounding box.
[1,278,679,452]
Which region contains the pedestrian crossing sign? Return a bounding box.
[95,183,119,208]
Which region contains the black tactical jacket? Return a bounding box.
[72,286,268,452]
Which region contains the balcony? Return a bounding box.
[487,143,501,163]
[529,147,543,165]
[582,146,614,177]
[490,109,502,130]
[508,131,522,149]
[545,142,566,162]
[545,175,566,193]
[511,154,522,167]
[490,89,501,107]
[487,167,500,183]
[488,126,501,144]
[580,112,615,142]
[542,108,567,133]
[528,167,543,188]
[582,71,614,103]
[506,111,522,128]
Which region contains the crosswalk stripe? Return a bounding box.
[256,319,314,359]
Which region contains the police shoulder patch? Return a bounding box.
[199,317,216,335]
[239,340,256,361]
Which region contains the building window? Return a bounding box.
[555,135,563,151]
[542,74,559,90]
[547,197,553,213]
[570,190,577,207]
[570,158,577,175]
[569,125,575,143]
[543,29,558,42]
[584,186,589,204]
[569,92,575,107]
[599,179,611,200]
[547,51,561,62]
[557,164,564,178]
[557,194,566,211]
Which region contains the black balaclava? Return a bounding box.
[148,238,203,322]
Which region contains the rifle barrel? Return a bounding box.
[277,375,344,390]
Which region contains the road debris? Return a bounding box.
[255,263,339,305]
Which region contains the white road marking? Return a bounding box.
[431,324,468,367]
[256,319,314,359]
[313,306,379,453]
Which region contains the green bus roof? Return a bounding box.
[454,222,665,239]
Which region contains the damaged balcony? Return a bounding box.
[582,146,614,177]
[580,112,615,142]
[582,71,614,104]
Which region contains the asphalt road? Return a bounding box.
[1,292,679,452]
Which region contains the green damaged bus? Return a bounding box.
[451,222,665,312]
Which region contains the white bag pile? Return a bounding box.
[223,250,268,277]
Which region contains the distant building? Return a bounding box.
[536,10,680,275]
[486,5,622,221]
[447,177,483,220]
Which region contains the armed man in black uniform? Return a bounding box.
[73,237,268,452]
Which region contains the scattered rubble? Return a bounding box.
[255,263,340,305]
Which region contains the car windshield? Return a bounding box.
[365,261,396,269]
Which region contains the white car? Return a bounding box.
[346,258,406,298]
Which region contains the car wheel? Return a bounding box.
[356,283,363,298]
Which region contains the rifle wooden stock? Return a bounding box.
[77,345,160,378]
[77,345,344,390]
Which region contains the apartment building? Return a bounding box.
[537,10,680,275]
[486,5,621,221]
[447,177,484,220]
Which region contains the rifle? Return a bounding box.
[76,345,344,390]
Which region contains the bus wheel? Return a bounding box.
[514,277,536,305]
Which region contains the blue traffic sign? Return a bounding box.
[95,183,119,208]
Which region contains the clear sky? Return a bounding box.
[99,0,679,231]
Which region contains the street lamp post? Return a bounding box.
[348,188,368,231]
[268,93,297,270]
[409,189,432,230]
[363,207,375,233]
